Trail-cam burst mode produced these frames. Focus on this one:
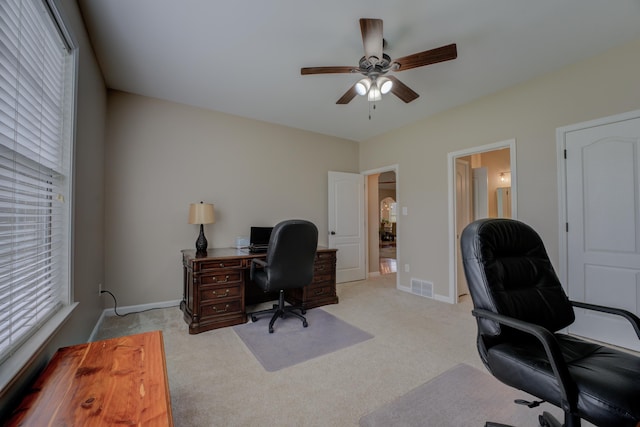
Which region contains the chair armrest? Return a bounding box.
[250,258,267,281]
[570,300,640,340]
[472,308,578,414]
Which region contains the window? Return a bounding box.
[0,0,75,367]
[380,197,397,224]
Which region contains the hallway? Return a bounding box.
[379,242,396,274]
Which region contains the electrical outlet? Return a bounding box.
[98,283,102,296]
[404,264,410,272]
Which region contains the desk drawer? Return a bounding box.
[316,251,335,261]
[286,281,337,308]
[312,272,334,284]
[200,283,242,302]
[307,283,335,299]
[314,260,332,274]
[200,300,242,317]
[198,258,244,271]
[199,270,242,285]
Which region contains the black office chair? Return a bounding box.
[248,219,318,333]
[460,218,640,427]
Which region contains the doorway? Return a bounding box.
[448,139,517,303]
[378,173,397,274]
[362,165,400,287]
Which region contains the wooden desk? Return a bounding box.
[180,247,338,334]
[6,331,173,426]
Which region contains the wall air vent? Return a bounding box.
[410,278,434,299]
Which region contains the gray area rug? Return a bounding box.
[360,363,567,427]
[233,308,373,372]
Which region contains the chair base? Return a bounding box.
[249,290,308,333]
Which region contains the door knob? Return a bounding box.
[330,231,336,235]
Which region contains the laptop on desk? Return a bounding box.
[248,226,273,253]
[248,244,268,253]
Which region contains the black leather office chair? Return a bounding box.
[248,219,318,333]
[460,218,640,427]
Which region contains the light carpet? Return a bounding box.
[233,308,373,372]
[359,363,567,427]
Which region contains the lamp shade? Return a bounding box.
[355,78,371,96]
[188,202,215,224]
[377,77,393,94]
[367,85,382,102]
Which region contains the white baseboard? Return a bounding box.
[434,294,454,304]
[88,299,181,342]
[398,285,411,293]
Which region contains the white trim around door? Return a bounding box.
[447,139,517,304]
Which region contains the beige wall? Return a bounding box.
[360,38,640,299]
[0,0,107,415]
[104,92,359,306]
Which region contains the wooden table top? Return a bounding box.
[6,330,173,426]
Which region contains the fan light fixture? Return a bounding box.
[355,76,393,101]
[355,78,371,96]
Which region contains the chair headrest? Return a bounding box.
[461,218,574,336]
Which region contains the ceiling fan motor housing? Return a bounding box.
[358,53,392,77]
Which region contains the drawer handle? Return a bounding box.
[219,262,224,268]
[210,275,230,283]
[314,289,326,296]
[211,289,230,298]
[211,304,230,313]
[316,265,325,271]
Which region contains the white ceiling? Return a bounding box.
[77,0,640,142]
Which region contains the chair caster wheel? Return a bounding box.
[538,412,561,427]
[251,316,257,322]
[301,308,306,314]
[303,320,308,327]
[269,327,274,333]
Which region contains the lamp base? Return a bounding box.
[195,224,208,254]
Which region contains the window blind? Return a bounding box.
[0,0,73,363]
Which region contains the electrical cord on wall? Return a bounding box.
[100,290,166,317]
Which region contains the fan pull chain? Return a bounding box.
[369,101,377,120]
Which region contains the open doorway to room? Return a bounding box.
[363,165,399,283]
[378,172,397,274]
[448,140,517,303]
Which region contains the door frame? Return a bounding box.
[556,108,640,292]
[362,164,400,290]
[447,139,517,304]
[455,158,472,298]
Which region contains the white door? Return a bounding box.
[328,171,366,283]
[456,159,471,297]
[472,167,488,220]
[565,115,640,351]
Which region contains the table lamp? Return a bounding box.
[188,201,215,254]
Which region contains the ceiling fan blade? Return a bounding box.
[387,76,419,103]
[336,85,358,104]
[360,18,383,62]
[393,43,457,71]
[301,66,357,75]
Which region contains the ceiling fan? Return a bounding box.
[301,18,457,104]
